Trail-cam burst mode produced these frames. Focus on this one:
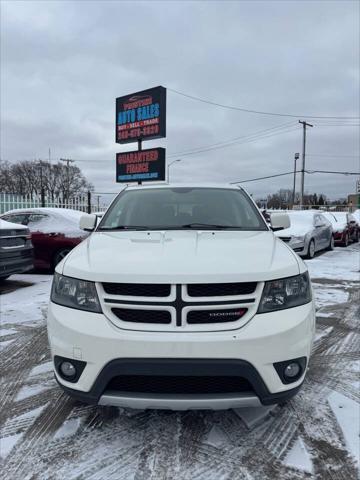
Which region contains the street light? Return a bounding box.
[292,153,300,208]
[167,159,182,183]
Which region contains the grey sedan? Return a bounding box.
[274,211,334,259]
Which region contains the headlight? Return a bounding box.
[51,273,102,313]
[258,272,311,313]
[292,236,305,242]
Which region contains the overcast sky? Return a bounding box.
[1,0,359,203]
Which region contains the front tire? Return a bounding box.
[306,239,315,259]
[53,248,71,268]
[326,236,335,251]
[342,233,349,247]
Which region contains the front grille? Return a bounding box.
[103,283,171,297]
[106,375,253,394]
[112,308,171,324]
[0,229,28,237]
[187,308,247,324]
[279,237,291,243]
[187,282,257,297]
[0,249,33,260]
[0,237,25,247]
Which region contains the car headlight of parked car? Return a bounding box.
[51,273,102,313]
[292,235,305,243]
[258,272,311,313]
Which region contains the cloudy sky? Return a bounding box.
[1,0,359,203]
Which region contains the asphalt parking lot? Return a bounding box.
[0,244,359,480]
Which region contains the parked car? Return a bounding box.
[274,210,334,259]
[0,219,33,280]
[352,209,360,227]
[48,184,315,410]
[0,208,90,271]
[322,212,359,246]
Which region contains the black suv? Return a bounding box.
[0,219,34,280]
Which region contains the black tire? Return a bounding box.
[353,231,359,243]
[53,248,71,268]
[306,239,315,259]
[326,235,335,251]
[342,233,349,247]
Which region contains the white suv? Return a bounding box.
[47,184,315,410]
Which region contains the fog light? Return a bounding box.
[284,362,300,379]
[60,361,76,377]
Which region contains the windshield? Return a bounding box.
[98,187,267,231]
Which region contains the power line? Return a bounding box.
[314,124,360,127]
[230,169,359,185]
[306,170,359,175]
[3,123,299,164]
[168,88,360,120]
[167,121,295,157]
[168,124,300,159]
[230,171,295,184]
[307,154,360,158]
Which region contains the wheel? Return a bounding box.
[53,248,71,268]
[354,231,359,243]
[306,239,315,259]
[342,233,349,247]
[326,235,335,251]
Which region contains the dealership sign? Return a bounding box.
[116,147,166,183]
[116,86,166,144]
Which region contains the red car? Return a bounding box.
[1,208,89,270]
[323,212,359,246]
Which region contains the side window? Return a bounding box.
[27,214,49,231]
[28,214,48,224]
[319,214,328,226]
[2,214,29,225]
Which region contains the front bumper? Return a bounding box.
[47,301,315,409]
[288,241,307,256]
[0,247,33,278]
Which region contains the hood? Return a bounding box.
[61,230,301,283]
[0,218,28,231]
[274,225,310,237]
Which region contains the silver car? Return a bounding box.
[274,211,334,259]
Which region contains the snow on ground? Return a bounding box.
[0,244,359,479]
[1,274,52,326]
[311,284,349,309]
[305,243,359,282]
[283,436,313,474]
[328,392,360,466]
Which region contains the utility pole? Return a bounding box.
[292,152,300,209]
[299,120,313,208]
[60,158,75,202]
[95,195,101,211]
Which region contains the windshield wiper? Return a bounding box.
[179,223,241,229]
[98,225,149,231]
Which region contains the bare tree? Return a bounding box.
[0,159,93,199]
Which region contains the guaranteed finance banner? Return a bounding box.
[116,147,166,183]
[115,86,166,144]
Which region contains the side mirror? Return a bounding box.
[80,214,97,231]
[270,213,290,231]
